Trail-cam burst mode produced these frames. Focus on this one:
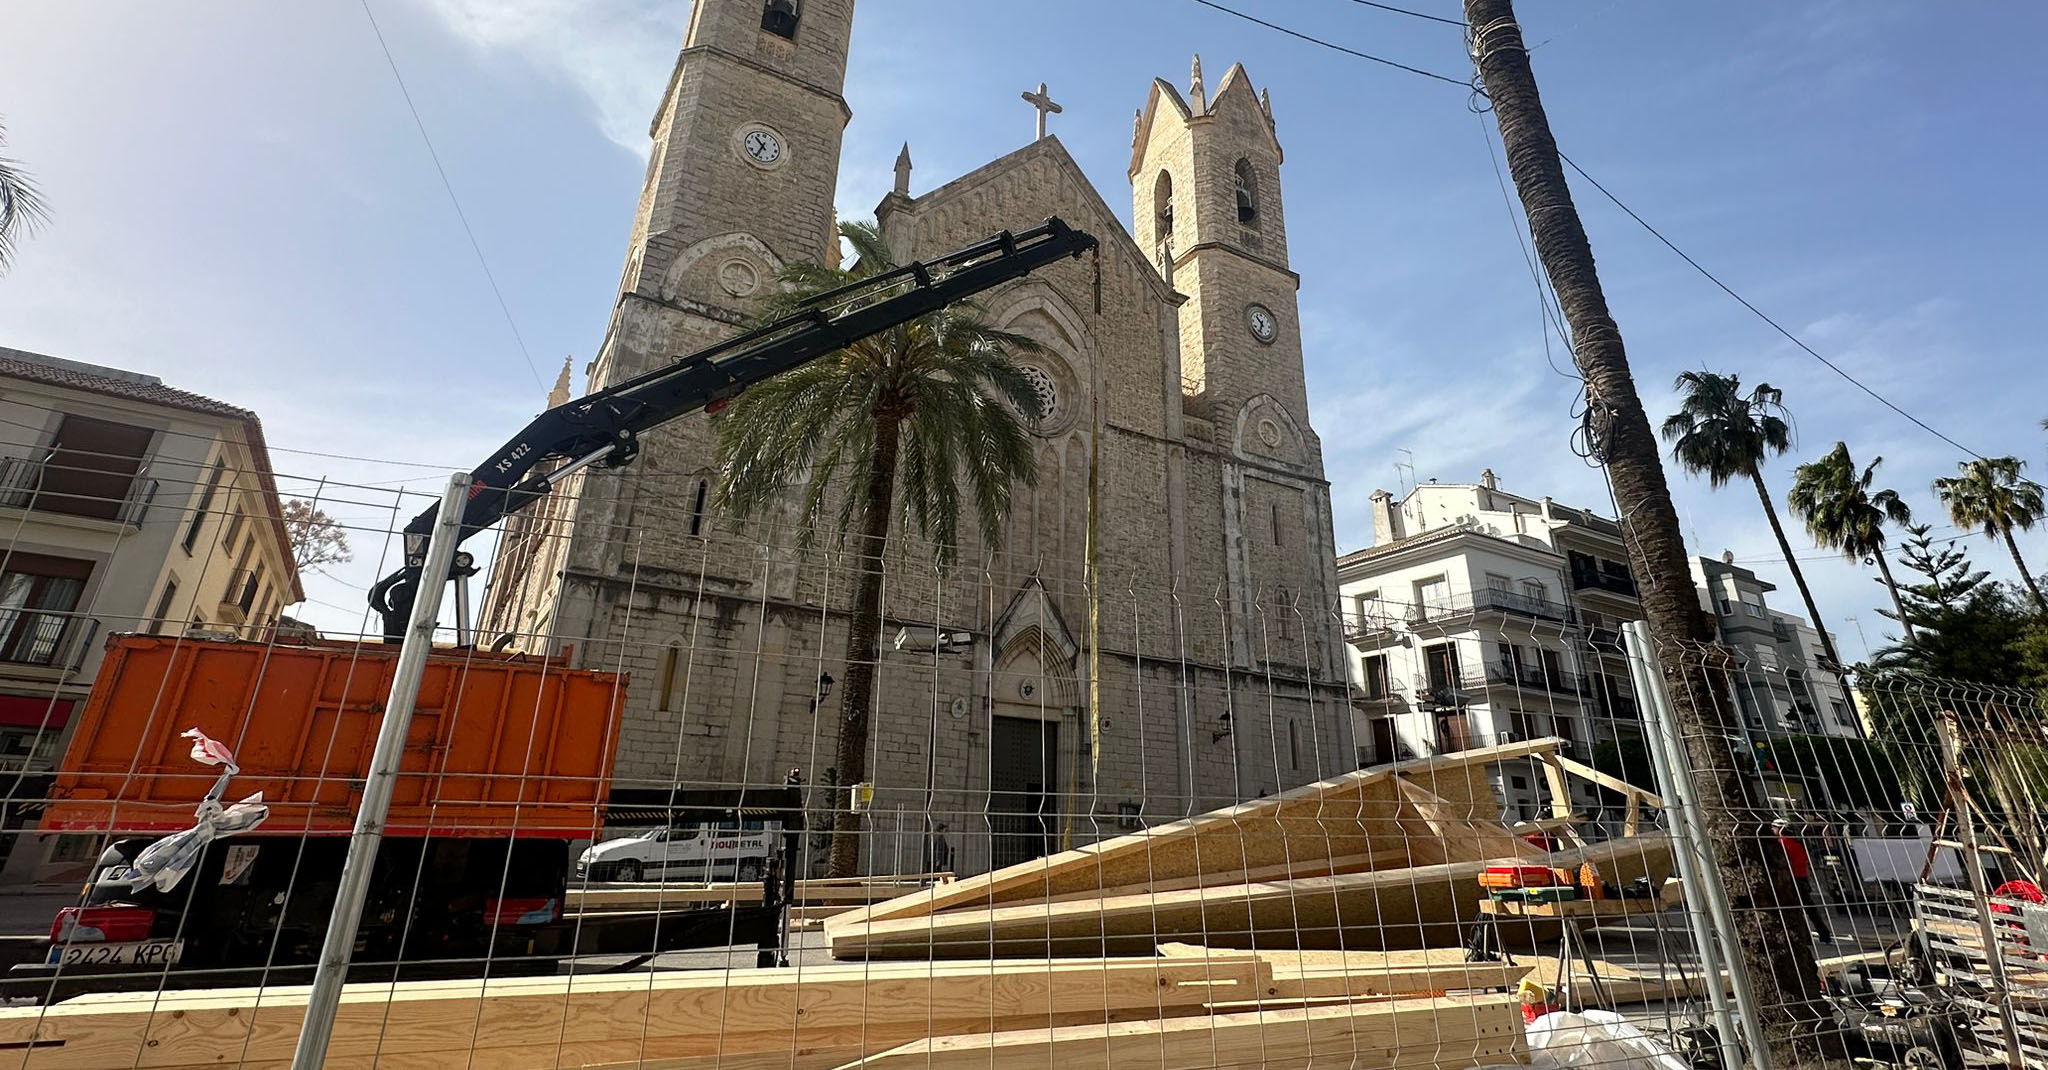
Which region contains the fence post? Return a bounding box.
[291,472,469,1070]
[1623,622,1747,1070]
[1939,709,2026,1069]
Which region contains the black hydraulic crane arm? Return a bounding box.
[369,217,1098,640]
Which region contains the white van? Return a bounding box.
[574,819,776,883]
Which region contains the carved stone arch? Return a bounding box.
[1234,393,1306,466]
[659,232,786,304]
[984,282,1095,438]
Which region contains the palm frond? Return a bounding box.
[0,120,50,272]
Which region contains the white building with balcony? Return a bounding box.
[1338,472,1647,822]
[1690,552,1856,739]
[0,346,301,884]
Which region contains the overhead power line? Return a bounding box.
[1196,1,1985,463]
[1187,0,1472,87]
[1341,0,1468,28]
[1552,152,1983,460]
[358,0,544,391]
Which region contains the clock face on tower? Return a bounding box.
[742,128,783,166]
[1247,304,1278,344]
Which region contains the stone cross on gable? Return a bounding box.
[1021,82,1062,141]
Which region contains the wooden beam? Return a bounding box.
[827,738,1567,936]
[832,993,1527,1070]
[1553,754,1665,809]
[1539,755,1575,820]
[0,957,1268,1070]
[827,836,1671,959]
[1157,943,1534,997]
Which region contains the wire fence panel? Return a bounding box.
[0,457,2042,1069]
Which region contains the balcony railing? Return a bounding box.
[1485,659,1585,697]
[0,612,99,670]
[1414,588,1578,627]
[0,454,157,527]
[1571,568,1639,598]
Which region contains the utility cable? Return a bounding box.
[1340,0,1467,29]
[1554,150,1983,461]
[1199,1,1988,464]
[358,0,544,391]
[1187,0,1473,87]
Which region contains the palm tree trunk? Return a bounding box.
[2003,526,2047,612]
[1873,547,1918,642]
[827,409,905,878]
[1751,471,1843,669]
[1466,3,1838,1063]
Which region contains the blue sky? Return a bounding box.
[1,0,2043,659]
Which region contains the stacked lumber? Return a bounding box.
[827,738,1672,959]
[0,953,1526,1070]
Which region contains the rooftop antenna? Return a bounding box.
[1394,449,1416,498]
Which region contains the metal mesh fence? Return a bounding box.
[0,449,2038,1069]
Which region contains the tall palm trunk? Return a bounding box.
[827,408,905,878]
[2002,526,2047,611]
[1750,470,1842,668]
[1873,549,1917,642]
[1466,2,1837,1063]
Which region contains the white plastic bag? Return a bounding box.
[1524,1009,1691,1070]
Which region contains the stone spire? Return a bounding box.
[1189,54,1207,114]
[548,356,573,407]
[1132,107,1143,145]
[893,142,912,196]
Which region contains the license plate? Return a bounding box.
[46,939,183,967]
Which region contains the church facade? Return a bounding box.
[480,0,1352,875]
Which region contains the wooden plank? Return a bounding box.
[0,957,1268,1070]
[829,836,1672,959]
[1157,943,1534,997]
[1035,845,1416,905]
[1393,779,1546,864]
[570,877,940,910]
[832,992,1527,1070]
[1553,754,1665,809]
[1539,755,1575,820]
[827,739,1569,935]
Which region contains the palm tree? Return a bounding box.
[1466,5,1837,1060]
[715,220,1042,877]
[1790,442,1917,641]
[0,119,50,272]
[1661,370,1842,668]
[1934,456,2046,611]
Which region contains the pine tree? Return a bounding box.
[1880,523,1989,626]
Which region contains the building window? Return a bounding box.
[38,414,154,522]
[657,642,683,712]
[0,553,91,665]
[761,0,799,39]
[689,479,709,537]
[221,504,246,552]
[183,457,226,552]
[1422,642,1462,694]
[1414,576,1449,619]
[1234,158,1259,224]
[145,578,179,635]
[1270,502,1283,545]
[1522,579,1547,603]
[1288,720,1300,771]
[1361,654,1390,699]
[1741,595,1766,618]
[1153,170,1174,250]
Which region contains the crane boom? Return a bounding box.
[370,217,1098,639]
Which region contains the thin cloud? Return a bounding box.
[418,0,687,154]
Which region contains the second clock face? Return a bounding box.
[743,129,783,165]
[1247,304,1278,344]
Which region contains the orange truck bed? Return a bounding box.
[42,635,625,838]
